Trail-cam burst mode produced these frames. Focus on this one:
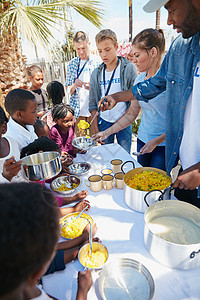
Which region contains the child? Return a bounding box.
[89,29,137,153]
[0,106,22,183]
[27,65,49,118]
[0,182,93,299]
[4,88,38,152]
[20,136,88,206]
[34,119,50,137]
[46,80,65,128]
[49,103,85,157]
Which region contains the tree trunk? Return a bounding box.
[0,28,29,109]
[156,9,161,30]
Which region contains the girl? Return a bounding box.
[49,103,84,157]
[94,28,166,170]
[46,80,65,128]
[20,136,88,206]
[27,65,49,118]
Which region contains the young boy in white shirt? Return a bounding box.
[4,88,38,152]
[0,182,92,300]
[89,29,137,153]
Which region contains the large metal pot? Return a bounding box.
[121,161,172,213]
[21,151,61,181]
[144,200,200,269]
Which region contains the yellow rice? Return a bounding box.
[125,170,171,191]
[56,182,78,192]
[61,217,89,239]
[81,251,106,268]
[78,120,90,130]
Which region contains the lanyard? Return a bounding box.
[103,57,120,96]
[77,58,89,79]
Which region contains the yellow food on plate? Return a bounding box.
[81,251,106,268]
[78,120,90,130]
[56,182,78,192]
[60,215,92,239]
[125,170,171,191]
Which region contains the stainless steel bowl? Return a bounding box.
[50,174,81,195]
[78,242,108,270]
[21,151,61,181]
[98,258,155,300]
[67,162,91,175]
[72,136,95,151]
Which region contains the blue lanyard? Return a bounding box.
[77,58,89,79]
[103,57,120,96]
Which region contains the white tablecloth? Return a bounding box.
[43,144,200,300]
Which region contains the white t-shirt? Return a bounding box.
[100,63,127,123]
[0,136,24,183]
[4,117,38,153]
[179,61,200,170]
[78,59,91,117]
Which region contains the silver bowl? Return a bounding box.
[67,162,91,175]
[78,242,109,270]
[72,136,95,151]
[50,174,80,195]
[98,258,155,300]
[21,151,61,181]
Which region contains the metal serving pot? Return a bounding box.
[144,200,200,269]
[121,161,172,213]
[21,151,62,181]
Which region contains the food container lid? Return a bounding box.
[98,258,155,300]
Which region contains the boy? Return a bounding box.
[89,29,137,153]
[0,106,22,183]
[0,182,92,299]
[4,88,38,152]
[65,31,101,136]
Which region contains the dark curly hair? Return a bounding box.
[46,81,64,106]
[5,89,36,115]
[0,106,8,125]
[52,103,74,121]
[0,182,59,297]
[20,136,60,158]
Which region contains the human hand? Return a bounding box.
[92,131,107,144]
[73,190,88,201]
[61,151,73,167]
[2,156,22,181]
[140,140,157,154]
[74,200,90,213]
[74,79,84,88]
[84,82,90,90]
[173,162,200,190]
[99,96,117,111]
[73,146,87,155]
[82,223,98,241]
[77,270,92,299]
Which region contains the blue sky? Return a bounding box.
[23,0,176,60]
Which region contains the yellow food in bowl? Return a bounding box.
[78,120,90,130]
[56,182,78,192]
[81,251,106,268]
[60,214,93,239]
[125,170,171,191]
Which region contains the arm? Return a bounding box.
[93,100,141,142]
[100,53,169,111]
[76,270,92,300]
[173,162,200,190]
[2,157,22,182]
[140,133,165,154]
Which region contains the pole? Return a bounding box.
[129,0,132,42]
[156,9,161,30]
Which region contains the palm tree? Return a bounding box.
[156,9,161,30]
[0,0,104,106]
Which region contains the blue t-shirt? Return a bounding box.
[135,73,166,146]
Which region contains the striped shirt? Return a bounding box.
[65,55,101,117]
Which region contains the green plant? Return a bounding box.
[132,118,141,134]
